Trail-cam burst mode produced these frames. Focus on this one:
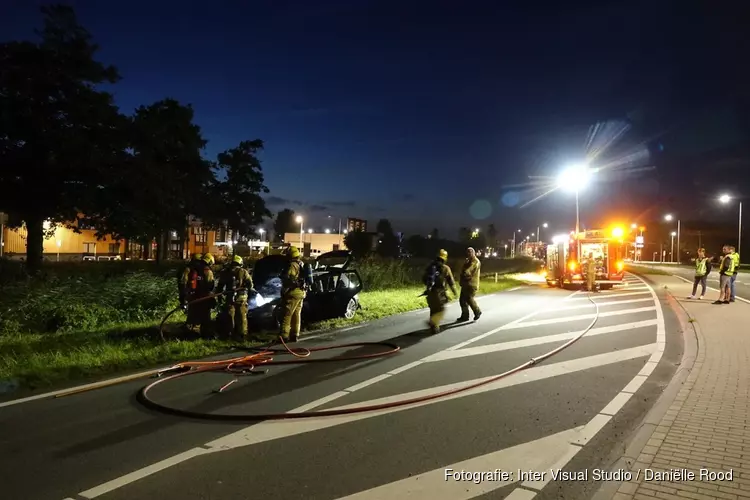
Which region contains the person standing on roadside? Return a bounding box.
[280,246,306,342]
[687,248,711,300]
[585,252,598,292]
[729,245,740,303]
[714,246,734,305]
[457,247,482,322]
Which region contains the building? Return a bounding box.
[347,218,367,233]
[0,215,265,261]
[284,232,347,257]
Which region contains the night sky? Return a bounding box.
[2,0,748,240]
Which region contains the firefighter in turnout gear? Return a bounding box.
[424,249,457,334]
[215,255,253,340]
[585,252,598,292]
[189,253,216,337]
[457,247,482,322]
[280,246,306,342]
[178,253,202,316]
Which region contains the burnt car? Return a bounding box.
[247,250,363,328]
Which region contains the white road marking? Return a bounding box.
[69,276,662,499]
[498,306,655,329]
[546,297,653,312]
[565,290,650,301]
[423,319,658,363]
[504,489,538,500]
[334,428,580,500]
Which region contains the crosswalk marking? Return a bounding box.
[498,306,655,329]
[423,319,658,363]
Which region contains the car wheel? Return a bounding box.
[343,298,357,319]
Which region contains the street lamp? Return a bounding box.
[719,194,743,257]
[295,215,304,246]
[670,231,677,263]
[308,228,313,234]
[557,163,592,235]
[664,214,681,263]
[537,222,548,243]
[325,228,331,234]
[511,229,521,258]
[504,243,508,258]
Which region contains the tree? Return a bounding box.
[203,140,271,239]
[90,99,210,262]
[273,208,296,242]
[375,218,399,258]
[0,5,123,269]
[344,230,373,258]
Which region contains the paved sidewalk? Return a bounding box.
[613,275,750,500]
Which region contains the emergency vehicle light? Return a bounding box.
[616,261,624,271]
[611,226,625,239]
[568,260,577,272]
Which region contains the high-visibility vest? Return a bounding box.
[723,254,736,275]
[695,258,707,277]
[732,253,740,273]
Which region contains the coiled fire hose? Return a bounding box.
[136,290,602,421]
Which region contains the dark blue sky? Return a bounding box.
[2,0,747,239]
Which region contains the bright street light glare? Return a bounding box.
[557,163,591,192]
[308,228,313,233]
[631,223,637,229]
[474,228,480,232]
[295,215,303,223]
[664,214,674,222]
[542,223,548,228]
[325,229,331,234]
[719,194,731,204]
[671,231,677,236]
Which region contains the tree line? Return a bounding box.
[0,5,271,269]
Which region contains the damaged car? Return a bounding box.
[247,250,363,328]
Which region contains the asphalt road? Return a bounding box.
[641,264,750,302]
[0,273,682,500]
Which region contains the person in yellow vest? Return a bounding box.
[192,253,216,336]
[215,255,253,340]
[687,248,711,300]
[423,249,457,334]
[729,246,740,303]
[457,247,482,321]
[280,246,306,342]
[714,246,734,304]
[585,252,597,292]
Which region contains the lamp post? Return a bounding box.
[719,194,743,257]
[664,214,680,263]
[670,231,677,263]
[537,222,548,243]
[295,215,304,247]
[511,229,521,258]
[557,164,593,260]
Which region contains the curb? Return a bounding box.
[591,277,700,500]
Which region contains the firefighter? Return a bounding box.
[178,253,202,317]
[457,247,482,322]
[585,252,597,292]
[189,253,216,337]
[280,246,306,342]
[424,249,457,334]
[730,246,740,303]
[216,255,253,340]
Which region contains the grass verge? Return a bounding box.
[0,276,524,391]
[625,264,672,275]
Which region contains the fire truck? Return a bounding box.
[544,227,626,289]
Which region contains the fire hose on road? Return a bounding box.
[136,290,602,422]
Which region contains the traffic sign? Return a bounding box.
[635,236,644,244]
